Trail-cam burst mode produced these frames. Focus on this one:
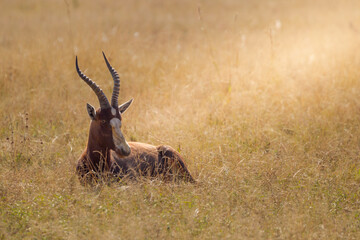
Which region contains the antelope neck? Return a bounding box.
[86,134,112,171]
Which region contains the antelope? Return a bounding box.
[75,52,195,184]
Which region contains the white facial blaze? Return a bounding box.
[110,118,130,155]
[111,107,116,116]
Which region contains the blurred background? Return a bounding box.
[1,0,360,238]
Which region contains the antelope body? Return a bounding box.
[75,53,194,184]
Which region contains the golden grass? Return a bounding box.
[1,0,360,238]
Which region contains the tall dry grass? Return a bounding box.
[1,0,360,239]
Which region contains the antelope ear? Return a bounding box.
[86,103,96,120]
[118,98,133,114]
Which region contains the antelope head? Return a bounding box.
[76,52,133,157]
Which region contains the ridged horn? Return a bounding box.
[75,56,110,109]
[102,52,120,108]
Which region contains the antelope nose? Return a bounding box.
[123,149,131,156]
[122,146,131,156]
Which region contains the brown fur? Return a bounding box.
[75,54,194,184]
[76,108,195,184]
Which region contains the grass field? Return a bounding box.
[1,0,360,239]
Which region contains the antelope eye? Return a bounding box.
[100,120,106,124]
